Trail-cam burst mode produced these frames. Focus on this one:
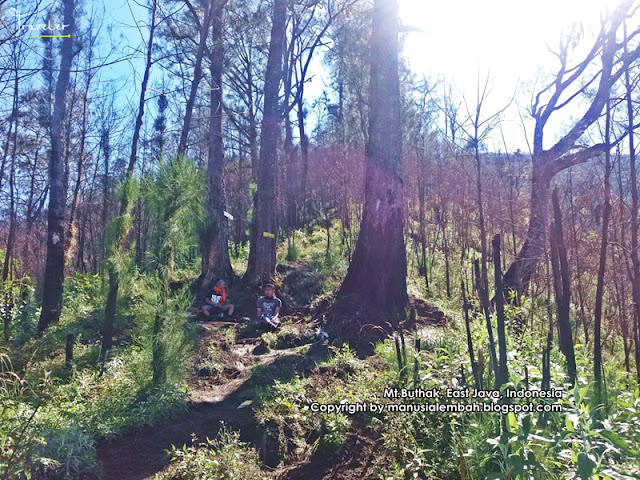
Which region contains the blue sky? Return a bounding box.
[4,0,624,154]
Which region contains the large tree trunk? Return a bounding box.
[502,161,551,301]
[334,0,407,340]
[244,0,287,285]
[199,3,232,292]
[37,0,76,335]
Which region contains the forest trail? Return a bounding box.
[94,320,299,480]
[94,295,448,480]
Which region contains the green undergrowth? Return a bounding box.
[4,209,640,480]
[0,272,196,478]
[153,426,265,480]
[277,222,349,293]
[233,319,640,479]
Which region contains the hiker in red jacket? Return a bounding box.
[202,279,234,319]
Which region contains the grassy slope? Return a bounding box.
[2,223,640,479]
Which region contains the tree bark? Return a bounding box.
[334,0,408,336]
[493,234,509,388]
[37,0,76,335]
[245,0,287,285]
[502,161,551,301]
[199,2,233,293]
[594,95,612,403]
[550,188,577,384]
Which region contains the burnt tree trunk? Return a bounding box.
[199,3,232,293]
[594,95,612,404]
[493,234,509,388]
[462,280,480,388]
[475,258,498,377]
[502,15,634,298]
[245,0,287,285]
[335,0,408,337]
[37,0,76,335]
[549,188,577,384]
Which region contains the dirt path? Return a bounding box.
[95,321,294,480]
[94,297,448,480]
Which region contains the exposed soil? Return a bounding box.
[95,400,252,480]
[408,295,449,327]
[274,426,383,480]
[94,320,291,480]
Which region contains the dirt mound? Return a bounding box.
[274,426,382,480]
[95,402,254,480]
[408,296,448,327]
[282,265,324,308]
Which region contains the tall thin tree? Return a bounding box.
[549,188,577,385]
[594,93,612,406]
[37,0,77,335]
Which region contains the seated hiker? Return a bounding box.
[202,279,234,319]
[256,283,282,329]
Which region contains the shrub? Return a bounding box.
[154,427,265,480]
